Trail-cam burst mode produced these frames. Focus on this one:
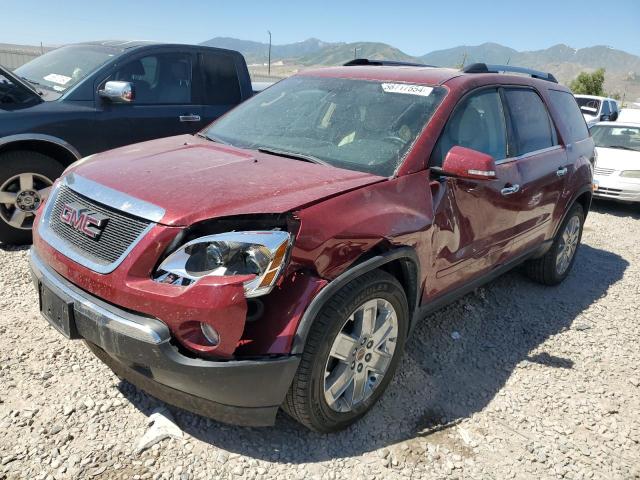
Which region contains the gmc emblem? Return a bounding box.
[60,202,108,240]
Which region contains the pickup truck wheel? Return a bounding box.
[0,151,63,245]
[283,270,408,432]
[525,203,585,285]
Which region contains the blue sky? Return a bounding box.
[3,0,640,55]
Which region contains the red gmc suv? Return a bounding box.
[30,61,595,432]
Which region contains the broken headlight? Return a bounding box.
[153,231,291,297]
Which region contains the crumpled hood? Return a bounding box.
[67,135,384,226]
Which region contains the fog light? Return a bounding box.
[200,323,220,346]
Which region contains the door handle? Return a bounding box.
[501,184,520,196]
[556,167,568,177]
[179,115,201,122]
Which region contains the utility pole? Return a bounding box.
[267,30,272,77]
[354,47,361,59]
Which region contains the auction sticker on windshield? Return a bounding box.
[43,73,72,85]
[381,83,433,97]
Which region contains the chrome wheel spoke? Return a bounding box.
[325,364,354,405]
[330,333,358,361]
[19,174,34,191]
[351,371,367,406]
[368,350,392,375]
[0,191,17,205]
[353,300,377,338]
[372,311,396,348]
[8,209,27,228]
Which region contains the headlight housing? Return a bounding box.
[620,170,640,178]
[154,231,291,297]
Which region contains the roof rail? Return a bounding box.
[463,63,558,83]
[343,58,434,68]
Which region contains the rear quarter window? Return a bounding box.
[200,52,241,105]
[548,90,589,144]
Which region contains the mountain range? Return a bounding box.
[201,37,640,100]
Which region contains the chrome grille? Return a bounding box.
[48,185,151,265]
[594,167,615,176]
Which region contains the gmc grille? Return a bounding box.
[48,185,151,265]
[594,167,615,176]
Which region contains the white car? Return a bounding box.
[575,95,619,127]
[591,122,640,203]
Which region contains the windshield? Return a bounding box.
[591,125,640,152]
[575,97,601,116]
[14,45,117,98]
[204,76,446,176]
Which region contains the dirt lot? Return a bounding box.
[1,200,639,480]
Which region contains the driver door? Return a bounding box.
[426,88,521,299]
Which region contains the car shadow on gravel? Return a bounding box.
[119,244,627,463]
[590,199,640,219]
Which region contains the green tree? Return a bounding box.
[570,68,606,96]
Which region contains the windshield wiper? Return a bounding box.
[19,76,44,95]
[257,147,328,166]
[196,132,230,145]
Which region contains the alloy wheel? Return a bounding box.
[323,298,398,413]
[0,173,53,230]
[556,215,581,275]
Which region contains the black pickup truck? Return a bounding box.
[0,40,254,244]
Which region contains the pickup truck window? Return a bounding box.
[204,76,446,176]
[111,53,193,105]
[200,52,241,105]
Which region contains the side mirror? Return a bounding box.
[440,146,497,180]
[99,81,134,103]
[600,114,611,121]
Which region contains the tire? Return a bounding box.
[284,270,409,432]
[525,203,585,285]
[0,151,64,245]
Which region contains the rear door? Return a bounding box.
[428,87,521,297]
[500,87,567,254]
[95,50,204,149]
[198,50,244,126]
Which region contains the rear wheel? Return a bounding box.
[0,151,63,245]
[284,270,408,432]
[525,203,585,285]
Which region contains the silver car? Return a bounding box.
[591,122,640,203]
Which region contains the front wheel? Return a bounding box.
[525,203,585,285]
[284,270,409,432]
[0,151,63,245]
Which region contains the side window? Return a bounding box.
[431,89,507,166]
[548,90,589,144]
[503,88,554,156]
[200,52,241,105]
[111,53,192,105]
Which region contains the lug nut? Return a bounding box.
[366,340,374,349]
[350,361,355,370]
[360,338,366,346]
[357,364,363,373]
[365,353,372,362]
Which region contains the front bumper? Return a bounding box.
[593,176,640,203]
[30,248,300,427]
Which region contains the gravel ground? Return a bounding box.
[1,200,639,480]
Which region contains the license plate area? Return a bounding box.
[39,282,79,339]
